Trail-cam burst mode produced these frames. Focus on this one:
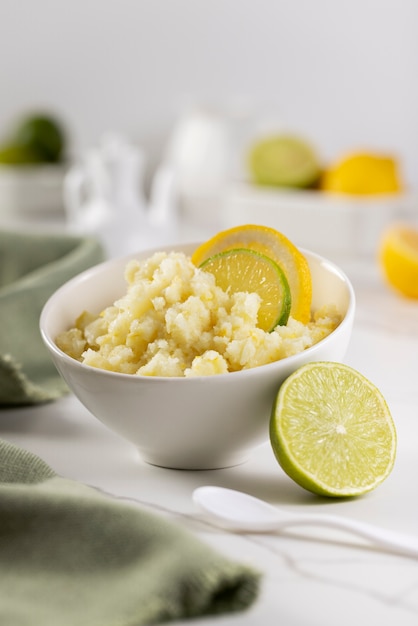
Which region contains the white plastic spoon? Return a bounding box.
[193,486,418,559]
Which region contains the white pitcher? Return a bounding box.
[64,134,151,257]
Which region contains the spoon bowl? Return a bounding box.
[193,486,418,559]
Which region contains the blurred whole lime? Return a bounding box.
[248,135,321,189]
[0,113,67,165]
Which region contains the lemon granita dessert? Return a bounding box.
[56,230,342,378]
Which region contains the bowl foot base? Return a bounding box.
[137,449,251,471]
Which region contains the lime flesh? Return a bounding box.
[270,362,397,497]
[200,247,292,331]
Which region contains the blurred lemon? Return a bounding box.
[379,224,418,299]
[248,135,321,189]
[321,152,402,195]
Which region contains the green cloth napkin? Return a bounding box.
[0,439,260,625]
[0,230,104,406]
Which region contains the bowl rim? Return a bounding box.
[40,242,356,383]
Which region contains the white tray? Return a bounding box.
[222,182,418,262]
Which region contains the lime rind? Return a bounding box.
[199,247,291,331]
[270,362,397,498]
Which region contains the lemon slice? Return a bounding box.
[270,362,397,497]
[379,223,418,299]
[192,224,312,323]
[200,248,291,331]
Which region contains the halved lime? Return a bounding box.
[270,362,397,497]
[249,135,321,188]
[199,247,291,331]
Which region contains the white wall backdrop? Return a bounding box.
[0,0,417,187]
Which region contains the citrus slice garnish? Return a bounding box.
[378,223,418,299]
[200,248,291,331]
[270,362,397,498]
[248,135,321,188]
[192,224,312,323]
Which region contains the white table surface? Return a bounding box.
[2,216,418,626]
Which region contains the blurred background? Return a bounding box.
[0,0,417,258]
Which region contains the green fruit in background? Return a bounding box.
[12,114,66,163]
[0,143,44,165]
[249,135,321,189]
[0,113,67,165]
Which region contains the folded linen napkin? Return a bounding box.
[0,230,104,406]
[0,439,260,625]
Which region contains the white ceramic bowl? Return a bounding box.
[40,242,355,470]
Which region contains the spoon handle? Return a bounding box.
[275,514,418,559]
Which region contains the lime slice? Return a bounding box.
[249,135,321,188]
[199,247,291,331]
[270,362,397,497]
[192,224,312,324]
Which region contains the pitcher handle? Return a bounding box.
[63,165,88,227]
